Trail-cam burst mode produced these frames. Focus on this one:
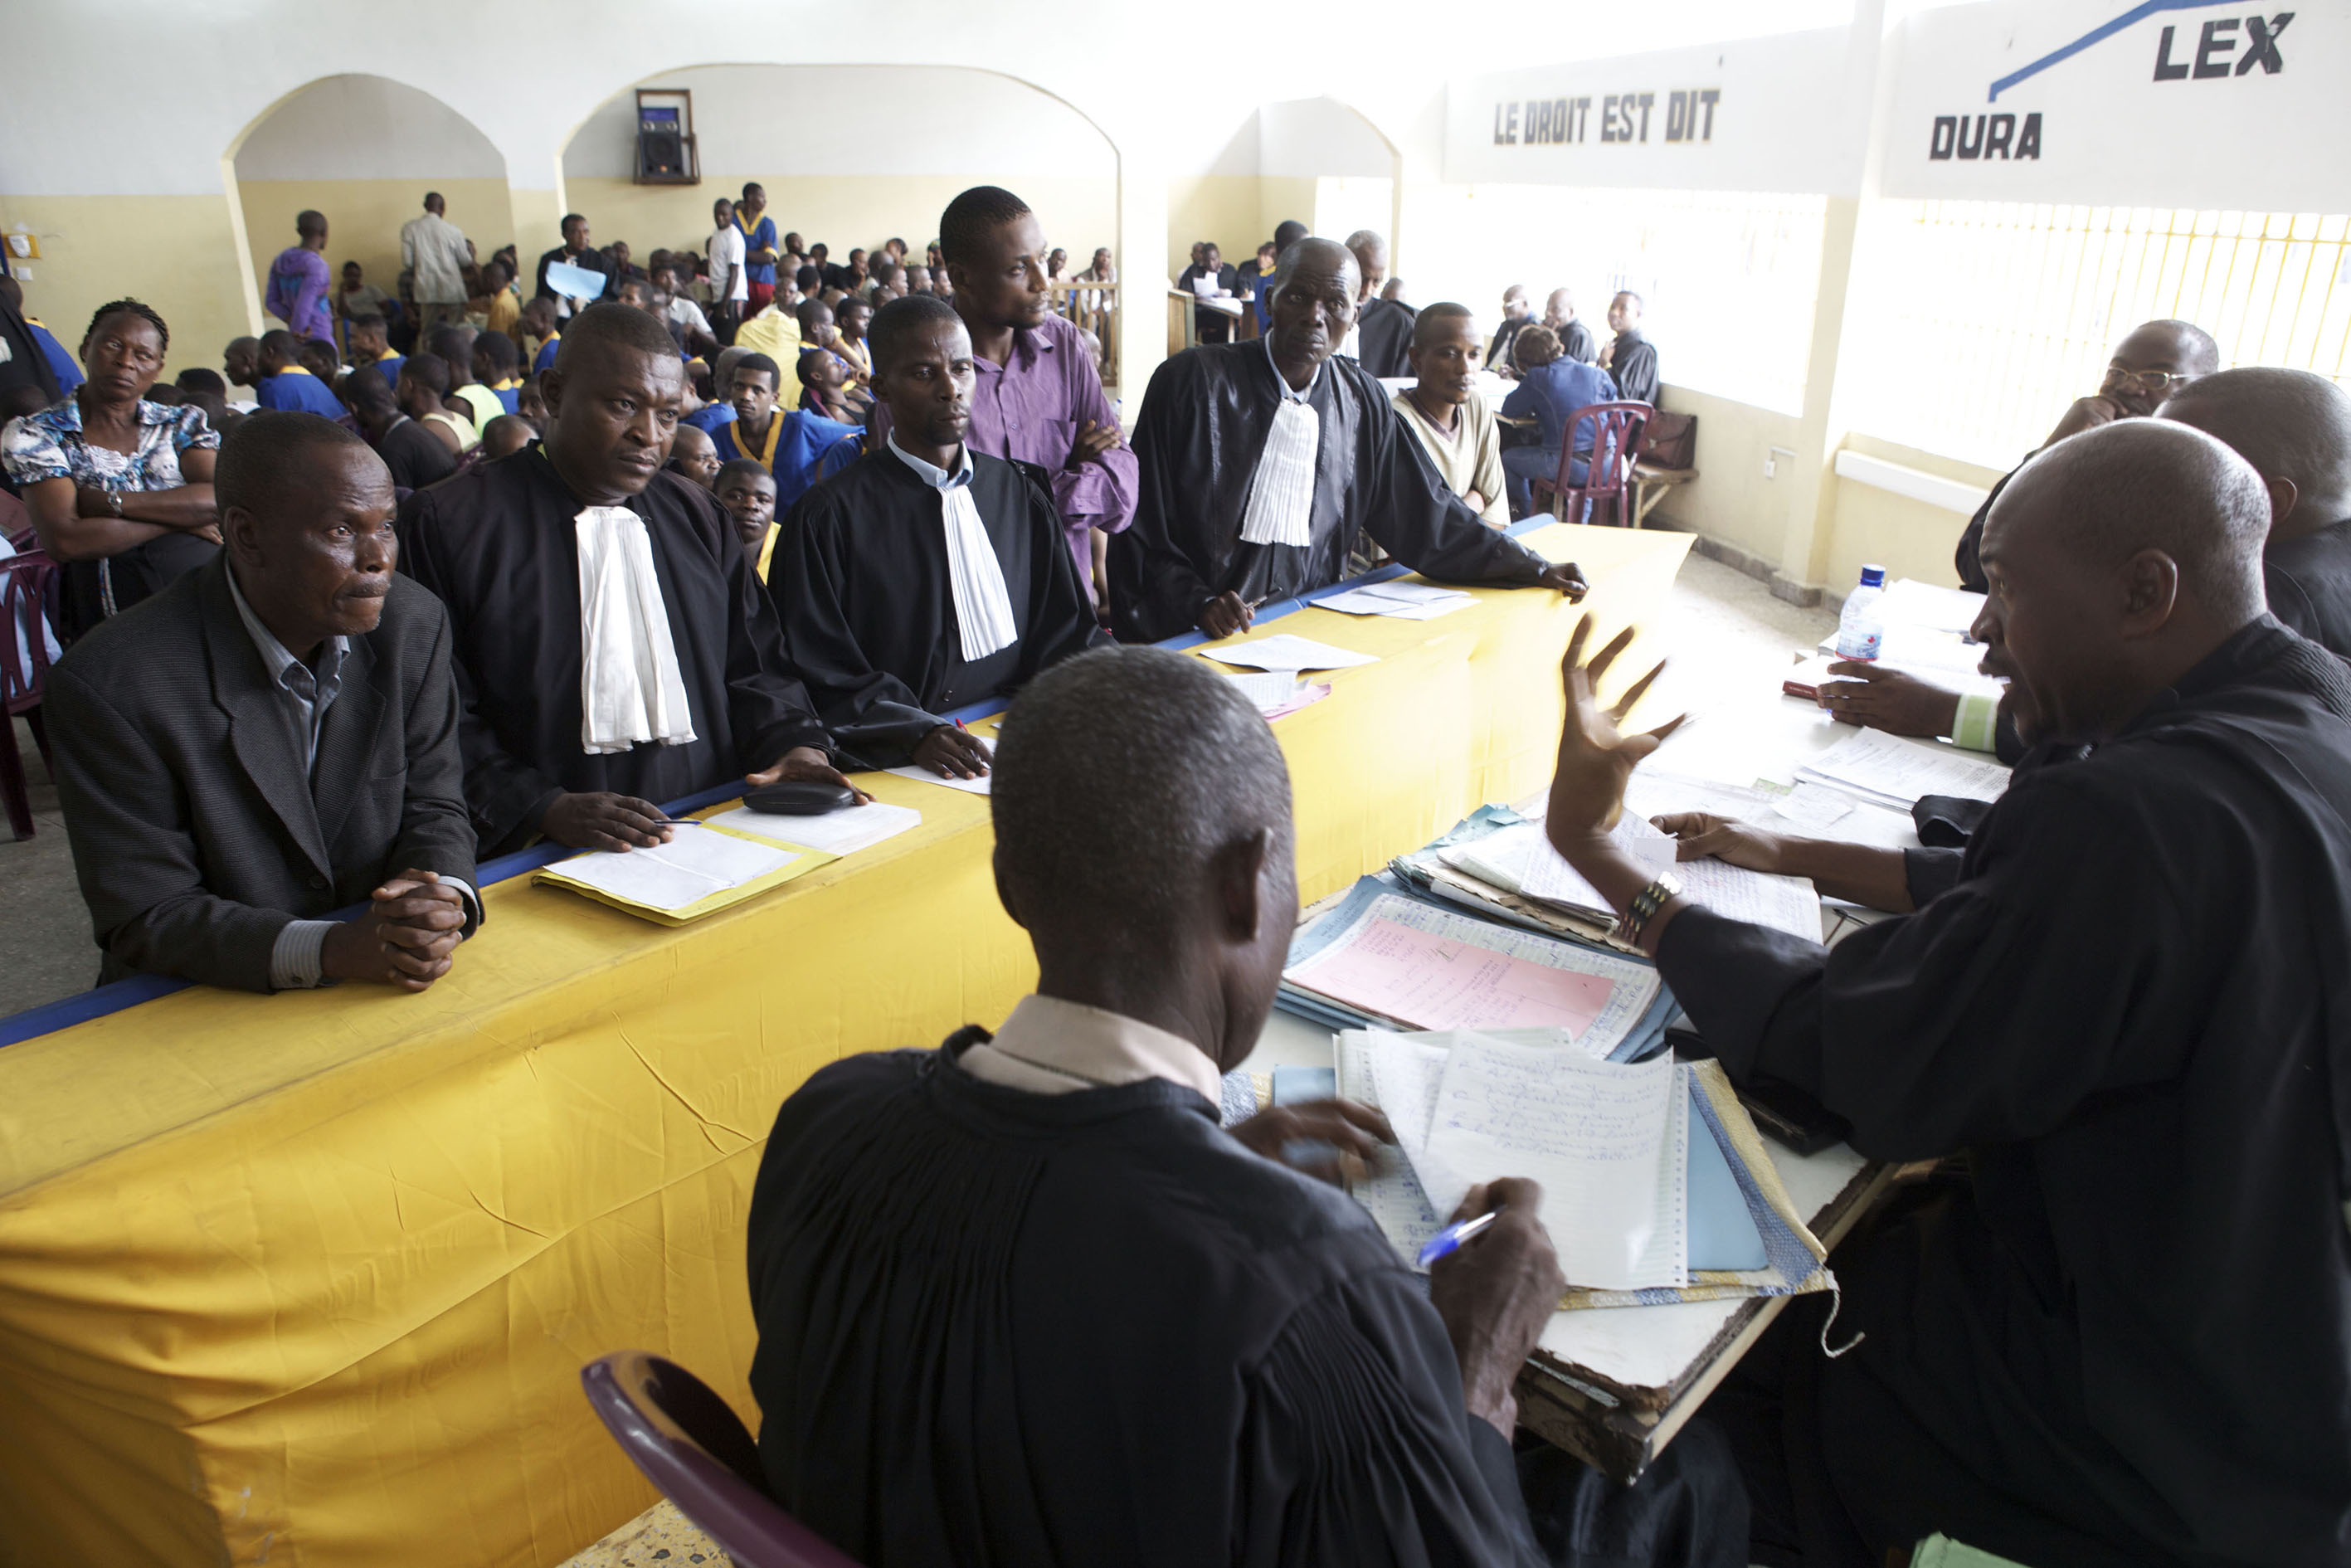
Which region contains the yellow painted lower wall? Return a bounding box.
[1166,175,1265,280]
[1642,388,2003,594]
[1644,385,1803,567]
[1821,434,2005,592]
[236,178,514,328]
[562,175,1116,283]
[0,194,251,387]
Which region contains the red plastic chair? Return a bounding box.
[0,540,61,842]
[579,1351,866,1568]
[1531,401,1651,528]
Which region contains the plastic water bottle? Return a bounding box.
[1835,565,1887,660]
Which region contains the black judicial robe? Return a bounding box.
[1608,330,1660,405]
[1560,318,1598,367]
[1108,343,1551,643]
[397,446,832,855]
[746,1039,1553,1568]
[2264,518,2351,657]
[1665,618,2351,1567]
[1355,296,1419,379]
[768,450,1102,767]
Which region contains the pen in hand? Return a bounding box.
[1416,1210,1499,1268]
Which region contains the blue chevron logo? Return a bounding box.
[1987,0,2237,100]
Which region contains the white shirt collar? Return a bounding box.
[885,431,973,489]
[957,995,1225,1103]
[1262,333,1322,404]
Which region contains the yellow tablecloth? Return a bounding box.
[0,526,1689,1566]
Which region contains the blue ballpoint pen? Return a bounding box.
[1415,1210,1499,1268]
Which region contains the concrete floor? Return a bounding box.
[0,548,1833,1025]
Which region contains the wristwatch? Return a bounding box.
[104,488,124,518]
[1620,872,1684,948]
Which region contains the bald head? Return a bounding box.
[993,647,1294,1038]
[2159,367,2351,539]
[1978,418,2271,742]
[1997,418,2267,612]
[2121,319,2220,378]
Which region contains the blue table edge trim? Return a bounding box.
[0,517,1565,1045]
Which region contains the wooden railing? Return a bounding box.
[1046,280,1120,393]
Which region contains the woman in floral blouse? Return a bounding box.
[0,299,220,639]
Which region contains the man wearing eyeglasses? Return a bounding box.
[1817,319,2220,754]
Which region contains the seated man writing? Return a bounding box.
[1395,302,1511,528]
[747,643,1744,1566]
[46,411,477,992]
[398,304,856,857]
[1111,236,1586,642]
[769,294,1101,779]
[1545,418,2351,1566]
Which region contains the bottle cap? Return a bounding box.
[1858,565,1886,587]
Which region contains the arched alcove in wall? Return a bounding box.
[559,65,1118,282]
[231,75,510,331]
[1169,95,1400,282]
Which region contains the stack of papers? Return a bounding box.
[1337,1029,1833,1309]
[536,822,835,923]
[1203,634,1379,672]
[1317,580,1475,620]
[1796,727,2008,811]
[1281,882,1676,1060]
[700,800,922,856]
[1441,811,1823,944]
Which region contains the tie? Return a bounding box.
[574,505,698,754]
[940,483,1019,662]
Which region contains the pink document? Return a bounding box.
[1290,916,1615,1033]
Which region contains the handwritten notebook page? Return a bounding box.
[1336,1033,1447,1264]
[551,828,801,913]
[1416,1036,1687,1292]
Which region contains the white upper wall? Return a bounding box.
[562,66,1113,179]
[235,75,506,181]
[0,0,1859,198]
[1258,99,1395,178]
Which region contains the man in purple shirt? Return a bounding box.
[874,185,1136,609]
[265,211,334,346]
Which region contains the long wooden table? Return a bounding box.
[0,524,1691,1566]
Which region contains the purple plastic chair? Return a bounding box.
[1531,401,1651,528]
[579,1351,864,1568]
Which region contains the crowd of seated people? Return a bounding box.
[9,166,2351,1568]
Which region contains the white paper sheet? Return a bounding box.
[700,801,922,856]
[882,763,993,795]
[1796,726,2008,807]
[1514,814,1672,908]
[550,830,801,913]
[1669,856,1824,942]
[1221,670,1304,711]
[1203,634,1380,672]
[1317,587,1473,620]
[1415,1036,1688,1291]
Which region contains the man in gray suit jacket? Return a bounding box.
[46,412,481,993]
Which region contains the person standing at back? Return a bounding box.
[707,196,747,344]
[265,211,334,348]
[864,185,1136,607]
[401,192,472,332]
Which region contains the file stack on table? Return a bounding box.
[1794,727,2009,812]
